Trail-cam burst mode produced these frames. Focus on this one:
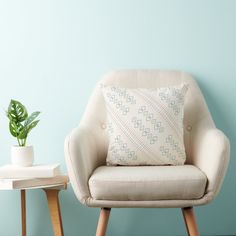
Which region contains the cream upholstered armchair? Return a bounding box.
[64,70,230,236]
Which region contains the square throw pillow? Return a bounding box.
[102,84,189,166]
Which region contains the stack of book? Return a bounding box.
[0,164,68,189]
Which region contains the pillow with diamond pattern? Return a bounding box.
[102,84,189,166]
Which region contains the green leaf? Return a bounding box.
[18,128,28,139]
[27,120,40,133]
[7,100,28,122]
[18,120,40,139]
[9,120,24,137]
[24,111,40,127]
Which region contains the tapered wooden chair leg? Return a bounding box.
[182,207,199,236]
[96,208,111,236]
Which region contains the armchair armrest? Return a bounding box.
[64,126,102,205]
[191,125,230,199]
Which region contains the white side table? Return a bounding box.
[1,178,68,236]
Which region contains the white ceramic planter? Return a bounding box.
[11,146,34,167]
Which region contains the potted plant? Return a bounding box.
[6,99,40,166]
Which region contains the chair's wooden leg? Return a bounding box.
[96,208,111,236]
[44,189,64,236]
[21,190,26,236]
[182,207,199,236]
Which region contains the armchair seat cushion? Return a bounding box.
[89,165,207,201]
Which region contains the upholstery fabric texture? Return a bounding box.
[102,85,188,166]
[89,165,207,201]
[64,70,230,208]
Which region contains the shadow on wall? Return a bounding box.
[108,208,184,236]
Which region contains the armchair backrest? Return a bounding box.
[80,70,215,165]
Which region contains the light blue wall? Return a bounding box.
[0,0,235,235]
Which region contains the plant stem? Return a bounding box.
[17,138,26,146]
[17,137,21,146]
[23,138,26,146]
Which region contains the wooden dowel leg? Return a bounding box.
[96,208,111,236]
[182,207,199,236]
[21,190,26,236]
[44,189,64,236]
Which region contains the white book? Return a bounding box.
[0,175,69,190]
[0,164,61,178]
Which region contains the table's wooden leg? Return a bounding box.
[44,189,64,236]
[21,190,26,236]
